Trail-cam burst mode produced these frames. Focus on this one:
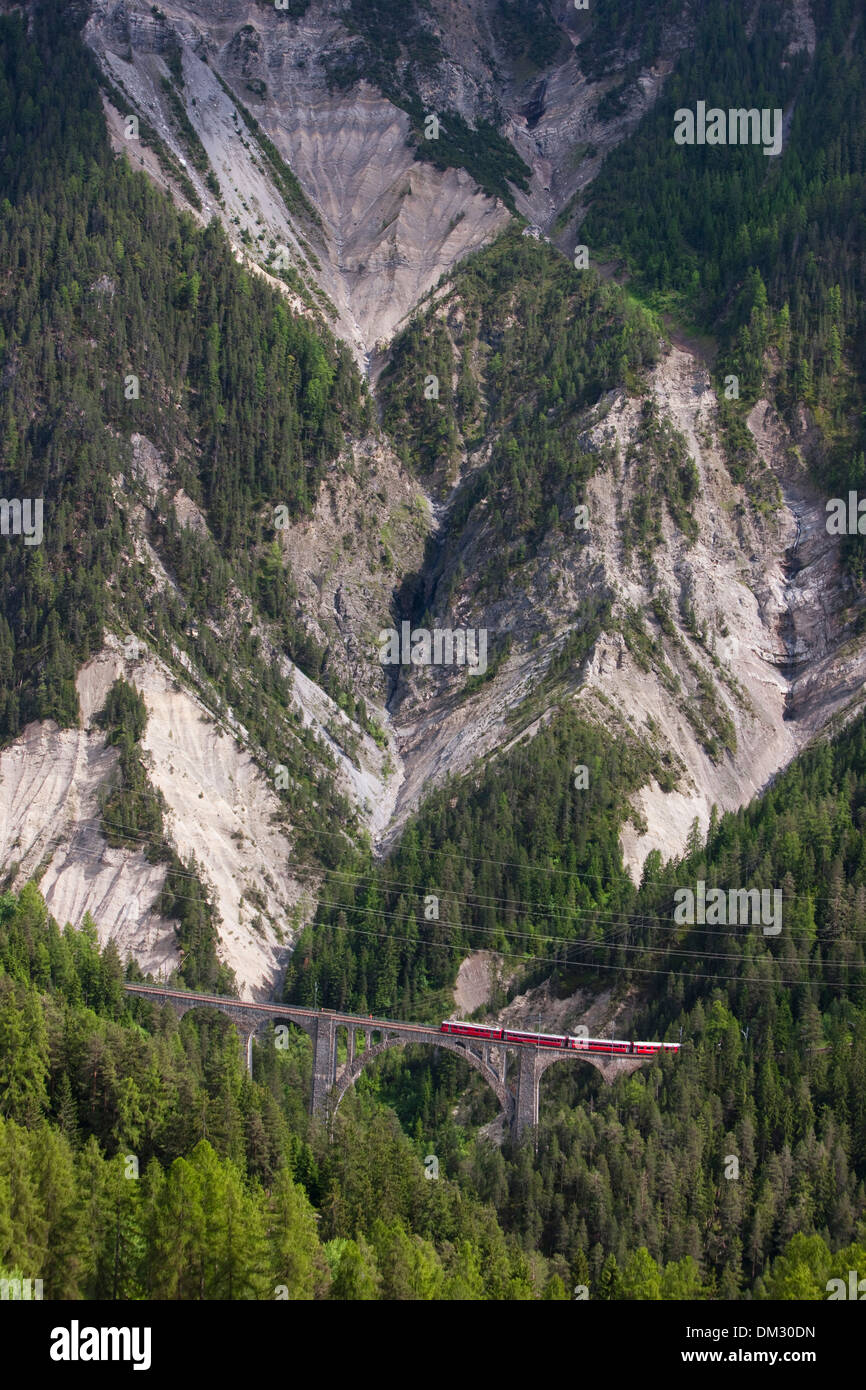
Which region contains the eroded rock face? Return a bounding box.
[0,621,396,997]
[85,0,514,360]
[14,0,861,998]
[0,707,179,980]
[0,641,291,996]
[378,346,866,876]
[84,0,689,361]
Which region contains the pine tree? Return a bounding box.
[596,1251,621,1300]
[267,1166,323,1300]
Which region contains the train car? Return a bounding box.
[568,1036,682,1055]
[503,1028,568,1049]
[582,1038,632,1055]
[440,1020,504,1041]
[567,1035,630,1053]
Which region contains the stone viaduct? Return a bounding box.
[124,984,648,1140]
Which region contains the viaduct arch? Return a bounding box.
[329,1031,515,1124]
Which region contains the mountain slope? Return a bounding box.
[3,0,866,1008]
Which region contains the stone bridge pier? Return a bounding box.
[513,1048,647,1133]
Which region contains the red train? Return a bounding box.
[440,1020,679,1056]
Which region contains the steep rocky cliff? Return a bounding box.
[3,0,864,1000]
